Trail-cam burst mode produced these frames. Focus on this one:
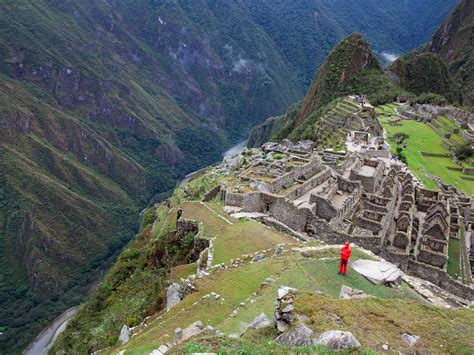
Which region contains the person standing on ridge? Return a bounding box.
[339,242,352,276]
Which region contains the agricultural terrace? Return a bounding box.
[376,104,473,196]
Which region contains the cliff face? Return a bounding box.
[390,0,474,107]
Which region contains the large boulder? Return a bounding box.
[118,325,131,345]
[166,283,181,311]
[351,259,402,285]
[275,323,314,346]
[314,330,361,350]
[401,333,420,347]
[248,313,272,330]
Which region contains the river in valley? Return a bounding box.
[223,139,247,158]
[24,307,78,355]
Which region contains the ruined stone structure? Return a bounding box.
[213,135,474,299]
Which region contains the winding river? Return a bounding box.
[24,307,78,355]
[223,139,247,158]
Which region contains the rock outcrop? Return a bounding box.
[314,330,361,350]
[275,323,314,347]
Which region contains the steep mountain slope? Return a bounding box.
[249,33,403,147]
[0,1,299,352]
[241,0,459,86]
[0,1,459,353]
[390,0,474,107]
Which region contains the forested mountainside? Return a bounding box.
[242,0,459,86]
[248,33,404,147]
[0,0,458,352]
[390,0,474,107]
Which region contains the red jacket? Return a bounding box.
[340,242,352,260]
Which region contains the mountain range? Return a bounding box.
[0,0,460,352]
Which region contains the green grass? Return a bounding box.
[447,238,461,279]
[378,111,474,195]
[213,219,294,265]
[296,293,474,353]
[114,245,425,354]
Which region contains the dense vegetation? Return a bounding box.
[249,33,407,146]
[390,0,474,108]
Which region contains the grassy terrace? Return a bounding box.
[448,238,461,279]
[377,105,473,195]
[108,198,468,354]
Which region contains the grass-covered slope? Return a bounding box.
[377,103,473,195]
[52,171,474,354]
[249,33,405,147]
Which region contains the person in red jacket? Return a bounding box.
[339,242,352,276]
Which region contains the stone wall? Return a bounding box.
[272,172,295,192]
[201,186,221,202]
[407,260,474,300]
[268,194,312,232]
[285,167,331,201]
[363,149,390,158]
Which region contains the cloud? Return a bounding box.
[380,51,399,63]
[233,58,249,73]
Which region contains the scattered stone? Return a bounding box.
[278,286,297,299]
[166,283,181,311]
[149,344,170,355]
[118,325,131,345]
[314,330,361,350]
[173,327,183,343]
[401,333,420,347]
[275,246,284,255]
[339,285,369,299]
[248,313,272,329]
[382,343,389,350]
[275,323,314,346]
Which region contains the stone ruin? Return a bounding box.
[211,135,474,300]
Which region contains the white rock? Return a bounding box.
[118,325,131,345]
[401,333,420,347]
[351,259,401,285]
[248,313,271,329]
[275,323,314,346]
[278,286,297,299]
[166,283,181,311]
[314,330,361,350]
[339,285,369,299]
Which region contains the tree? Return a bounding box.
[393,133,409,163]
[454,143,473,161]
[393,133,409,146]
